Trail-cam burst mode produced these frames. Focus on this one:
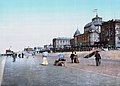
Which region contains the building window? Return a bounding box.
[60,40,62,43]
[117,42,120,44]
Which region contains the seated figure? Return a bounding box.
[54,53,66,66]
[54,59,65,66]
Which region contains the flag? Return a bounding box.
[93,9,97,12]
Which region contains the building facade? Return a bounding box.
[44,44,53,52]
[53,37,71,52]
[84,14,104,46]
[70,15,104,51]
[101,19,120,48]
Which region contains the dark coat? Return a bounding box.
[95,52,101,60]
[70,54,74,59]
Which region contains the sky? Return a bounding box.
[0,0,120,53]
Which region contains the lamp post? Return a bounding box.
[108,28,111,50]
[107,38,110,50]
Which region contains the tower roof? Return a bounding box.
[89,24,96,30]
[74,29,80,36]
[84,14,104,28]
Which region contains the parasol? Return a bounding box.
[83,51,95,58]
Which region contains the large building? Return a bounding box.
[53,37,71,52]
[84,14,104,45]
[53,15,120,51]
[101,19,120,48]
[70,14,104,51]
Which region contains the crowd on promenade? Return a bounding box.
[4,49,102,67]
[41,50,101,67]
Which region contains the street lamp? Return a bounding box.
[107,38,110,50]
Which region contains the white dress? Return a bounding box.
[41,51,48,65]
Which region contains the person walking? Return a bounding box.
[94,51,101,66]
[18,54,21,58]
[21,53,24,58]
[41,51,48,66]
[12,53,17,62]
[70,52,74,63]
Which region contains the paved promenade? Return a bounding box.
[0,56,6,86]
[1,53,120,86]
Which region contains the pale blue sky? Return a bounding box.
[0,0,120,53]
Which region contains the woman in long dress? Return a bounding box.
[41,51,48,65]
[74,52,79,63]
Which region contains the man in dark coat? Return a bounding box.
[70,52,74,63]
[12,53,17,62]
[22,53,24,58]
[94,51,101,66]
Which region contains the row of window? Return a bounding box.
[56,40,70,44]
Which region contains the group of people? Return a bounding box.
[41,51,80,66]
[70,52,79,63]
[11,53,24,62]
[41,50,101,66]
[70,51,101,66]
[11,50,102,67]
[11,52,36,62]
[18,53,24,58]
[41,51,66,66]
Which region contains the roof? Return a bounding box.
[84,15,104,28]
[89,24,96,30]
[53,37,72,40]
[74,29,80,36]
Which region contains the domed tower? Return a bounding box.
[73,29,81,47]
[89,24,96,32]
[84,14,104,33]
[74,29,80,37]
[84,14,104,46]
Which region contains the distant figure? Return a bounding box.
[18,54,21,58]
[15,53,17,58]
[74,52,79,63]
[12,53,17,62]
[94,51,101,66]
[32,51,35,58]
[41,51,48,65]
[25,52,29,58]
[22,53,24,58]
[70,52,75,63]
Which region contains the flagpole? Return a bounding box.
[93,9,98,16]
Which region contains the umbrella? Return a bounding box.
[83,51,96,58]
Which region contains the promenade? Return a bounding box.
[0,57,6,86]
[0,52,120,86]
